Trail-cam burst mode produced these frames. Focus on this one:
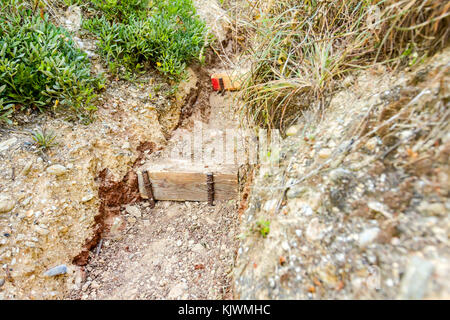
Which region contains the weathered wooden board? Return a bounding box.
[146,170,238,202]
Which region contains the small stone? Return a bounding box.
[21,161,33,176]
[368,201,393,219]
[418,202,446,216]
[0,195,15,214]
[81,194,94,203]
[318,148,332,159]
[286,125,299,137]
[358,227,380,247]
[329,168,352,183]
[316,265,339,287]
[167,282,188,299]
[122,142,131,150]
[0,278,4,287]
[90,280,100,290]
[46,164,67,176]
[25,241,37,248]
[308,193,322,211]
[110,217,124,235]
[399,256,434,299]
[391,237,400,246]
[281,241,290,251]
[295,229,302,237]
[125,205,141,218]
[176,240,183,247]
[0,138,17,152]
[365,137,378,151]
[33,225,49,236]
[306,218,325,241]
[385,278,394,287]
[286,186,309,199]
[44,264,67,277]
[192,243,205,254]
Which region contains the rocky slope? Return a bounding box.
[234,48,449,299]
[0,71,181,299]
[0,0,236,300]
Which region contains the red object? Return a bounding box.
[211,77,220,91]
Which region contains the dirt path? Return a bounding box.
[69,59,244,299]
[73,200,239,300]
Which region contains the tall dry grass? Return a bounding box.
[232,0,449,131]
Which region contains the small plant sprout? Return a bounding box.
[30,128,58,151]
[255,219,271,238]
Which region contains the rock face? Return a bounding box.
[234,48,450,300]
[0,195,15,214]
[0,69,173,299]
[193,0,231,43]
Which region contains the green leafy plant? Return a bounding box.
[88,0,149,22]
[0,86,14,124]
[83,0,208,79]
[0,2,103,122]
[30,128,58,151]
[255,219,271,238]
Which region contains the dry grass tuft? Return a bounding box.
[230,0,449,131]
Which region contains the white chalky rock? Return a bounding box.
[0,138,17,152]
[286,125,299,137]
[125,205,141,218]
[168,282,188,299]
[318,148,332,159]
[43,264,67,277]
[46,164,67,176]
[0,195,15,213]
[306,218,325,241]
[81,194,94,203]
[358,227,380,247]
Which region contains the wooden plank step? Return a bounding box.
[139,162,238,202]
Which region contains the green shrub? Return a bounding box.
[83,0,208,79]
[88,0,149,22]
[0,6,103,123]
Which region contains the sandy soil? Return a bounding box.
[69,200,239,300]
